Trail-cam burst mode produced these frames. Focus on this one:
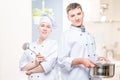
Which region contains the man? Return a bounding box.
[58,3,102,80]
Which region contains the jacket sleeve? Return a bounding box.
[19,50,29,70]
[57,33,74,72]
[19,49,34,70]
[40,41,58,74]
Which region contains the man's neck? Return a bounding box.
[71,24,85,32]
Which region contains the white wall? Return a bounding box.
[0,0,32,80]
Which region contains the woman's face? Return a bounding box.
[38,22,52,39]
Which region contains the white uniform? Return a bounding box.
[19,39,58,80]
[58,26,101,80]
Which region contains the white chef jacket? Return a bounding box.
[19,39,58,80]
[58,26,101,80]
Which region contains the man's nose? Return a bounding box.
[75,16,79,20]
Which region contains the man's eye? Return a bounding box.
[78,12,81,15]
[71,15,74,17]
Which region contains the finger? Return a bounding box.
[36,53,41,56]
[36,57,44,61]
[36,54,39,57]
[98,57,107,61]
[89,61,95,67]
[26,71,31,75]
[90,59,95,64]
[37,56,45,59]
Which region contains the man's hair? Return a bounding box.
[66,3,82,14]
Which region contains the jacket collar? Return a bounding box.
[70,25,85,32]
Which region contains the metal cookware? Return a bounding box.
[92,62,115,78]
[22,42,37,54]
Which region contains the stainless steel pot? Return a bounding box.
[92,62,115,78]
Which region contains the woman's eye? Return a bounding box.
[40,24,45,27]
[47,25,51,28]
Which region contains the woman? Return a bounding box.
[19,13,58,80]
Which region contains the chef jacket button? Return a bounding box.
[34,46,36,48]
[31,61,34,63]
[88,55,90,57]
[31,76,33,78]
[86,44,88,46]
[41,45,44,47]
[37,75,39,78]
[31,53,33,55]
[80,34,82,36]
[94,54,96,56]
[91,43,93,45]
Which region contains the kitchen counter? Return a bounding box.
[102,61,120,80]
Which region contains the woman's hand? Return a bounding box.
[26,70,33,75]
[35,53,45,65]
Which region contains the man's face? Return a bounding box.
[67,8,84,26]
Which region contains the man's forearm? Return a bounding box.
[71,58,83,66]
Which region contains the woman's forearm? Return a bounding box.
[21,61,39,71]
[26,64,44,75]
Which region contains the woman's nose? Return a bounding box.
[43,27,47,30]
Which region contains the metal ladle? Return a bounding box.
[22,42,56,58]
[22,42,36,54]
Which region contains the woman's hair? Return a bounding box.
[66,3,83,14]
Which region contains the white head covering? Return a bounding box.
[39,13,56,28]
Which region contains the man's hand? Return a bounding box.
[82,58,95,68]
[72,58,95,68]
[98,57,109,62]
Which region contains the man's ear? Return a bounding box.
[82,11,84,17]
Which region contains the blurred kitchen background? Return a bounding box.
[32,0,120,60]
[0,0,120,80]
